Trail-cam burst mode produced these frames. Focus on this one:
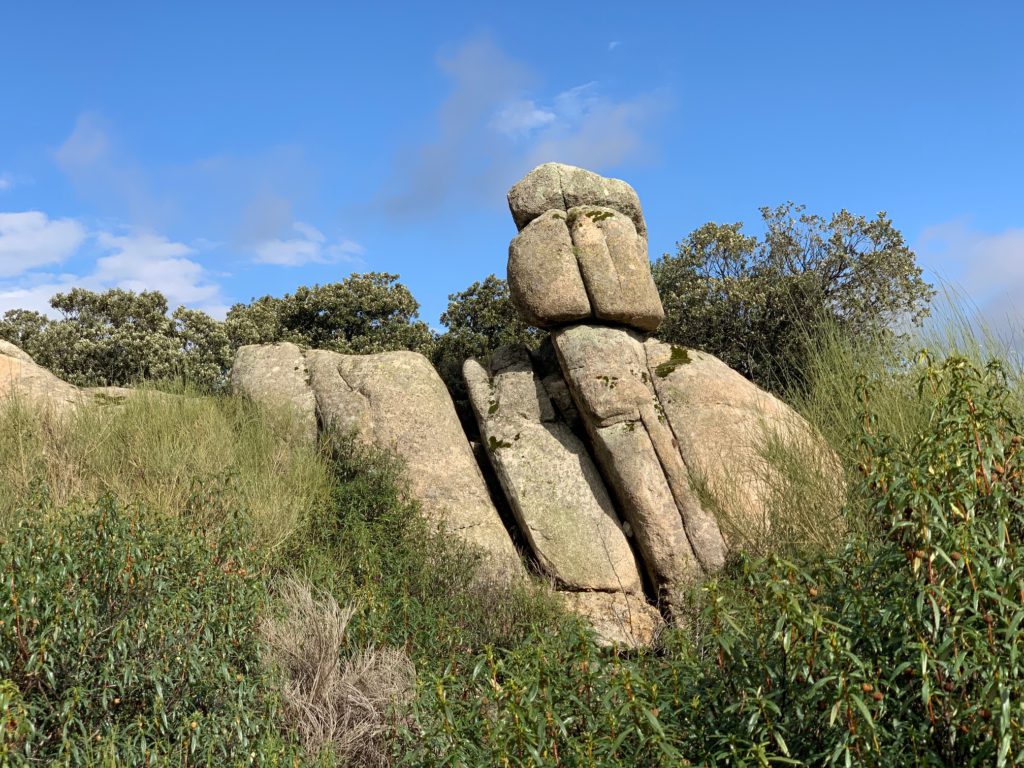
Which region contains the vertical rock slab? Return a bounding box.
[644,342,844,549]
[552,324,729,614]
[508,211,591,327]
[230,342,318,444]
[464,344,642,595]
[566,206,663,331]
[335,351,523,578]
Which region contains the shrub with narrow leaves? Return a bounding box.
[401,354,1024,766]
[0,494,303,766]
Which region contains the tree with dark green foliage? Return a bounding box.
[225,272,434,355]
[0,288,231,389]
[653,204,934,392]
[431,275,541,403]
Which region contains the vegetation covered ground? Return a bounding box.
[1,205,1021,765]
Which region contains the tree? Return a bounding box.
[653,203,934,392]
[0,288,232,389]
[224,273,434,355]
[431,275,541,405]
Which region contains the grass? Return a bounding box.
[0,385,334,552]
[3,299,1024,764]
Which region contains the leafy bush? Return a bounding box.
[653,204,934,393]
[0,289,231,389]
[225,274,434,356]
[0,494,304,766]
[401,354,1024,766]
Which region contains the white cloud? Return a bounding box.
[491,99,557,139]
[0,215,228,318]
[382,35,668,218]
[0,211,87,277]
[93,231,225,312]
[0,173,13,192]
[917,220,1024,343]
[253,221,364,267]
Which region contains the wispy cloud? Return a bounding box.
[608,41,621,51]
[918,219,1024,340]
[253,222,365,267]
[0,212,229,317]
[54,112,168,227]
[0,173,14,192]
[53,113,352,268]
[381,35,669,218]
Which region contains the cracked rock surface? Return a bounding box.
[233,343,524,579]
[506,163,663,331]
[464,344,643,595]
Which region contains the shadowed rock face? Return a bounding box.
[464,344,644,595]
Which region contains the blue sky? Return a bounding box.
[1,1,1022,335]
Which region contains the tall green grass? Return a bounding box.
[0,387,333,551]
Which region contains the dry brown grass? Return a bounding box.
[260,577,416,766]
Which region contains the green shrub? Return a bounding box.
[286,435,570,664]
[0,493,304,766]
[401,354,1024,766]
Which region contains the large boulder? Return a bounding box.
[0,342,83,416]
[464,344,643,594]
[231,342,317,443]
[331,350,523,577]
[508,207,663,331]
[551,324,727,615]
[644,342,844,548]
[507,162,647,238]
[507,210,591,328]
[506,166,663,331]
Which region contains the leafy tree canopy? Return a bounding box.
[653,203,934,392]
[431,275,541,405]
[225,272,434,355]
[0,288,231,389]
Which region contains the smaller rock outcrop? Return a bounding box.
[231,342,317,443]
[1,342,87,417]
[561,591,663,648]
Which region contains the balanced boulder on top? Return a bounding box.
[506,164,664,332]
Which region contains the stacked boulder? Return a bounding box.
[466,163,840,624]
[229,162,842,646]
